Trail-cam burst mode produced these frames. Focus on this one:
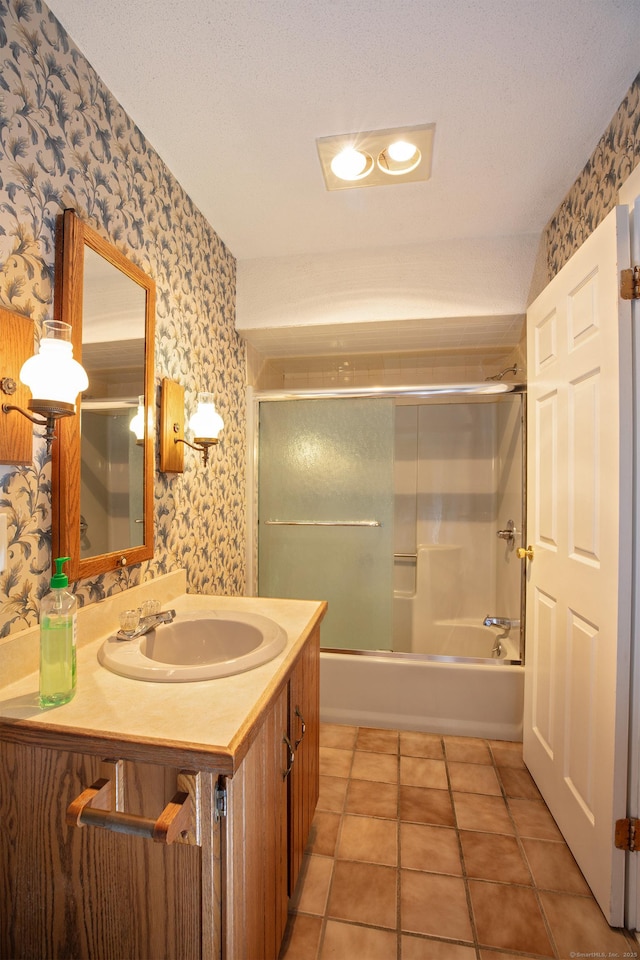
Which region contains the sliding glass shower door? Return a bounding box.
[258,398,394,651]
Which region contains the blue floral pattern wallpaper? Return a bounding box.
[0,0,245,636]
[545,71,640,280]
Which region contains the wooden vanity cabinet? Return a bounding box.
[0,625,320,960]
[222,625,320,960]
[0,744,210,960]
[287,623,320,895]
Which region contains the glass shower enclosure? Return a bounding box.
[255,387,525,658]
[258,397,395,650]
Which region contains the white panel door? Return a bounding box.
[524,205,633,925]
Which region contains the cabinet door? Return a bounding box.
[0,742,204,960]
[288,625,320,895]
[224,683,289,960]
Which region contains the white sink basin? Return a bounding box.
[98,610,288,682]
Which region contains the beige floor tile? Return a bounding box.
[479,951,546,960]
[401,822,462,875]
[345,778,398,819]
[400,756,448,790]
[400,731,444,759]
[290,855,334,916]
[489,742,526,769]
[400,785,456,827]
[320,723,358,750]
[317,775,348,813]
[306,811,341,857]
[508,797,563,840]
[278,913,322,960]
[459,830,531,885]
[320,920,397,959]
[444,736,493,764]
[497,766,541,800]
[402,934,476,959]
[453,792,515,835]
[540,890,636,957]
[521,837,591,896]
[319,746,353,778]
[351,750,398,783]
[401,871,473,941]
[448,761,501,796]
[326,860,397,928]
[336,814,397,866]
[356,726,399,754]
[469,880,554,956]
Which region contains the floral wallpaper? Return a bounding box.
[545,70,640,280]
[0,0,245,637]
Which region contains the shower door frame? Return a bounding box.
[246,383,527,659]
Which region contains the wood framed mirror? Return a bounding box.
[52,209,155,582]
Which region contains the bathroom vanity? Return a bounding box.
[0,574,325,960]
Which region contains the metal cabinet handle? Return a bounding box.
[294,706,306,749]
[282,734,295,780]
[66,773,195,845]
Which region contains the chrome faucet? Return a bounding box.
[483,616,512,630]
[116,609,176,641]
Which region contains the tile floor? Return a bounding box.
[279,723,639,960]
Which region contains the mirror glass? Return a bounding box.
[80,247,146,559]
[53,210,155,581]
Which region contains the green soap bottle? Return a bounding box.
[39,557,77,708]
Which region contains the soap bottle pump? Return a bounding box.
[39,556,77,708]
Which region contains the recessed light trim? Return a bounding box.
[330,147,374,181]
[377,145,422,177]
[388,140,417,162]
[316,123,435,191]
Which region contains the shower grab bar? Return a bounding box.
[264,520,382,527]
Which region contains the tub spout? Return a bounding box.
[483,616,512,630]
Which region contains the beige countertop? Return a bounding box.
[0,572,326,773]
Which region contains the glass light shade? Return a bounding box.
[387,140,417,162]
[19,320,88,406]
[188,392,224,441]
[129,395,145,441]
[330,147,373,181]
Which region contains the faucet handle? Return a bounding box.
[118,608,140,635]
[141,599,161,619]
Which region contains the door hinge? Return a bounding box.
[214,781,227,821]
[621,266,640,300]
[615,817,640,851]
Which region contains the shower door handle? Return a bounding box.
[264,520,382,527]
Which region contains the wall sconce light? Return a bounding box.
[129,395,145,445]
[1,310,88,462]
[160,378,224,472]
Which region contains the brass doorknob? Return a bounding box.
[517,545,534,561]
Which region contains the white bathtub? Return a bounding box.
[320,641,524,741]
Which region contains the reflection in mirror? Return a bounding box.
[80,247,146,559]
[53,210,155,582]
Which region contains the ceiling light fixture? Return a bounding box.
[377,142,422,177]
[330,147,373,182]
[387,140,417,162]
[317,123,435,191]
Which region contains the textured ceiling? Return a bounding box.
[45,0,639,265]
